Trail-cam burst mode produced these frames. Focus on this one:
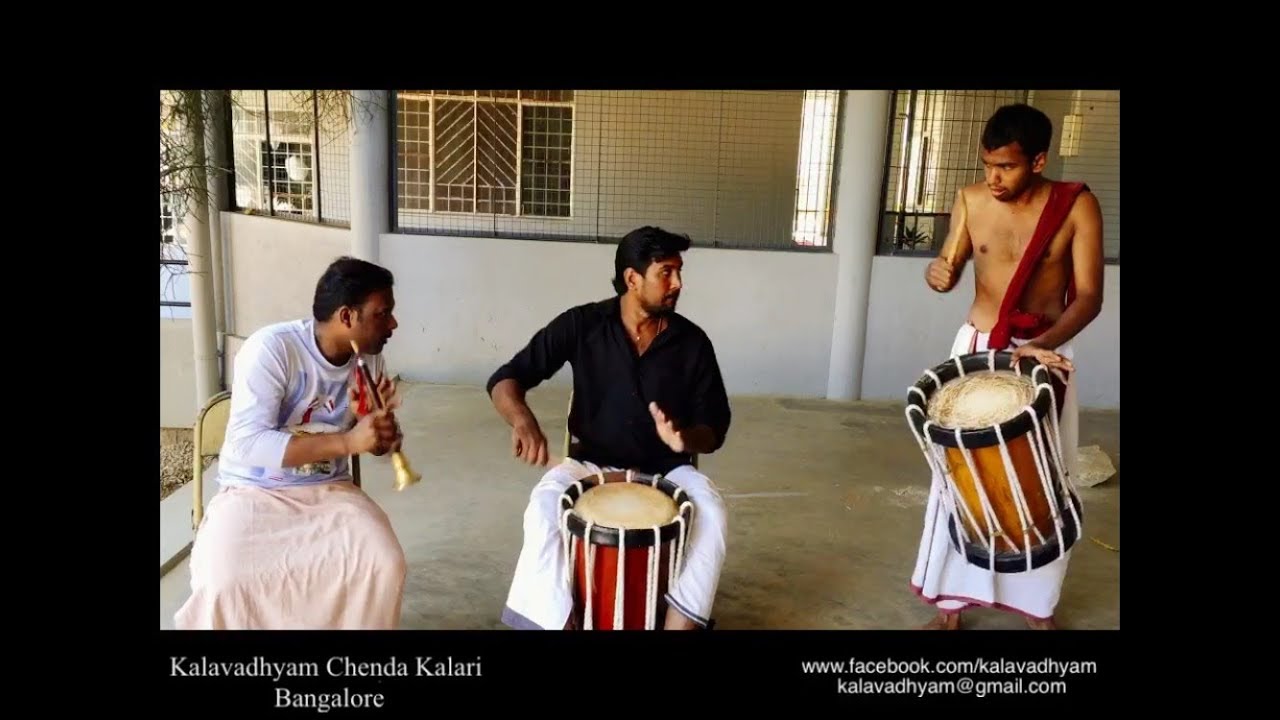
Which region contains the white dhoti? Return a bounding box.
[909,323,1080,621]
[174,480,407,630]
[502,459,727,629]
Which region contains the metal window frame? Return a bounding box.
[873,89,1120,265]
[390,91,576,229]
[228,90,339,227]
[389,90,841,253]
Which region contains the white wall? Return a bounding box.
[861,256,1120,408]
[220,215,839,397]
[223,212,352,335]
[379,233,837,397]
[218,214,1120,406]
[160,318,196,427]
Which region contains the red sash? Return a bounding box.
[987,181,1090,350]
[354,366,371,416]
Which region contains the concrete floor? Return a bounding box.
[160,382,1120,630]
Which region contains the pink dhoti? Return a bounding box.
[174,480,407,630]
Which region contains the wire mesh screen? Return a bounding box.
[877,89,1120,261]
[316,92,352,225]
[396,90,575,228]
[879,90,1027,255]
[1041,90,1119,261]
[394,90,839,250]
[792,90,840,246]
[229,90,351,226]
[159,90,190,315]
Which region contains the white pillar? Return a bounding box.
[826,90,890,401]
[203,90,230,388]
[348,90,391,262]
[179,91,220,410]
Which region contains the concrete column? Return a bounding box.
[348,90,391,262]
[203,90,231,388]
[826,90,891,401]
[179,91,220,410]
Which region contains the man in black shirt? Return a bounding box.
[488,226,732,630]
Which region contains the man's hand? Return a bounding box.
[1011,342,1075,381]
[349,373,402,415]
[926,257,958,292]
[512,418,549,466]
[649,402,686,453]
[345,409,401,456]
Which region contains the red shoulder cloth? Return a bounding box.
[987,181,1090,350]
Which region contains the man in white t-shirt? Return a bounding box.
[175,256,410,630]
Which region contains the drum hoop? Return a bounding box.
[945,488,1084,572]
[562,471,692,548]
[906,351,1053,449]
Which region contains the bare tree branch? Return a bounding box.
[160,89,363,266]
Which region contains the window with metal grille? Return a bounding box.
[159,193,189,311]
[395,90,838,252]
[160,192,177,245]
[878,90,1028,256]
[876,89,1120,262]
[229,90,351,226]
[791,90,839,247]
[261,140,314,215]
[396,90,574,224]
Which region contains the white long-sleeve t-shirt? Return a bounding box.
[216,318,386,489]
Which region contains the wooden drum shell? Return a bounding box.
[561,471,693,630]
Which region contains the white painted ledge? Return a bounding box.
[160,461,217,577]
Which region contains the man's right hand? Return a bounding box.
[926,257,958,292]
[512,418,549,466]
[345,409,400,456]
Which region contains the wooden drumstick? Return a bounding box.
[944,190,968,267]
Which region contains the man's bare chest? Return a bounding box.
[970,213,1071,268]
[971,214,1038,261]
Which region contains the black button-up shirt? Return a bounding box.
[486,296,731,475]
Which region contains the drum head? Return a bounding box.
[575,482,679,530]
[907,351,1054,449]
[928,371,1035,430]
[562,472,692,548]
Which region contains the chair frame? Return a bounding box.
[190,391,362,532]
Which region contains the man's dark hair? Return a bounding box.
[982,104,1053,161]
[312,256,395,321]
[612,226,691,295]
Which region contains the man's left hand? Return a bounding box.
[1011,342,1074,380]
[649,402,685,453]
[349,373,402,416]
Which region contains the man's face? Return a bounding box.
[632,256,683,315]
[981,142,1045,201]
[343,288,398,354]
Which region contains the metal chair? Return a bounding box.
[191,391,361,532]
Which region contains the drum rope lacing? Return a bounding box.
[906,359,1084,573]
[558,470,695,630]
[1039,373,1084,534]
[615,527,625,629]
[906,406,978,575]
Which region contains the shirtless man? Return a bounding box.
[912,103,1105,630]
